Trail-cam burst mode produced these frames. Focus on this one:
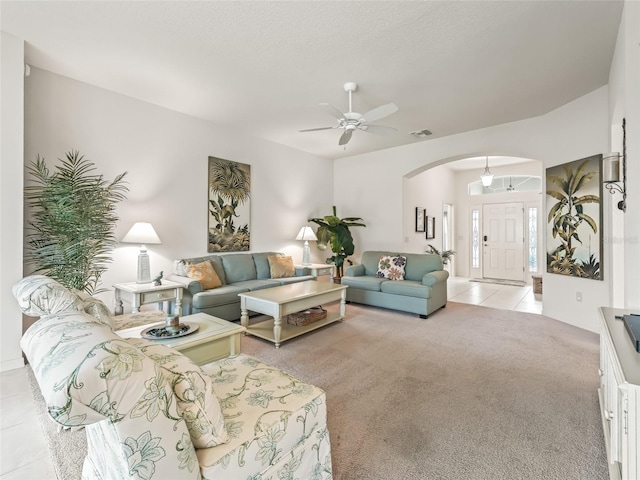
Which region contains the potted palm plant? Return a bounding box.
[25,150,128,294]
[308,206,365,282]
[427,244,456,266]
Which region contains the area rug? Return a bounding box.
[26,366,86,480]
[469,278,526,287]
[28,302,608,480]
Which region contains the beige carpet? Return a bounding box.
[29,302,608,480]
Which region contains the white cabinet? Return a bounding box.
[599,307,640,480]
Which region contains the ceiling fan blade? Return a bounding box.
[360,124,398,135]
[338,129,353,146]
[299,126,336,132]
[362,102,398,123]
[320,103,346,120]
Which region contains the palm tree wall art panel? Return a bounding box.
[208,157,251,252]
[546,154,602,280]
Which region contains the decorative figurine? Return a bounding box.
[165,314,181,334]
[153,271,163,286]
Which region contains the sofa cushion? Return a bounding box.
[73,289,115,329]
[198,354,329,479]
[192,285,250,309]
[376,255,407,280]
[232,279,279,291]
[361,251,399,276]
[340,275,385,292]
[252,252,283,280]
[268,255,295,278]
[177,256,227,285]
[13,275,86,317]
[221,254,257,283]
[380,280,432,299]
[268,275,315,286]
[125,338,229,449]
[187,260,222,290]
[404,253,443,282]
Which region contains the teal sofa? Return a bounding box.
[167,252,314,320]
[341,251,449,318]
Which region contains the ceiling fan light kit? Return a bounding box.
[299,82,398,146]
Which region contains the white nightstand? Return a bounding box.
[297,263,334,279]
[114,280,184,316]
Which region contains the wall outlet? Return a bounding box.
[576,292,583,302]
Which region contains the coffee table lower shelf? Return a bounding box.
[245,312,344,344]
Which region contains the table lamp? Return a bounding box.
[121,222,161,283]
[296,226,317,266]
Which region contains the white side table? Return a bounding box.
[116,313,245,365]
[297,263,334,279]
[114,280,184,316]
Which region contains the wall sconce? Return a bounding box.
[480,156,493,187]
[296,226,317,266]
[121,222,162,282]
[602,152,626,212]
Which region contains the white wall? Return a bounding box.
[608,0,640,309]
[0,33,26,371]
[402,163,455,256]
[335,87,611,332]
[23,68,334,310]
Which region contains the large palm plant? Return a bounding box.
[308,206,365,279]
[546,159,599,278]
[25,151,128,294]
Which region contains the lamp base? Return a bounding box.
[302,242,312,266]
[137,251,151,283]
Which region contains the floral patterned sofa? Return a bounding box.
[14,275,332,479]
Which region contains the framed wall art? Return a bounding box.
[208,156,251,252]
[415,207,425,232]
[426,216,435,239]
[546,154,602,280]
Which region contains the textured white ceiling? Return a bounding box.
[1,1,623,161]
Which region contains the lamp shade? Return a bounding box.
[480,156,493,187]
[602,153,621,183]
[295,226,317,241]
[121,222,161,244]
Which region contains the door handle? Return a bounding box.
[483,235,488,242]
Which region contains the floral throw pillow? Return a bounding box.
[268,255,295,278]
[376,255,407,280]
[187,260,222,290]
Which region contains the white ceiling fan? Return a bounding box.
[299,82,399,146]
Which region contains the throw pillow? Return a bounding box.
[376,255,407,281]
[268,255,295,279]
[187,260,222,290]
[12,275,85,317]
[73,289,115,330]
[125,338,229,448]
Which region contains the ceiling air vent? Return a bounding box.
[410,129,432,138]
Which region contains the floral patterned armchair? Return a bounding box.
[14,275,332,479]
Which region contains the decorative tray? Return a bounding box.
[141,322,199,339]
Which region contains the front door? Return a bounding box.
[482,202,524,282]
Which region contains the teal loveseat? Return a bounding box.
[167,252,314,320]
[341,251,449,318]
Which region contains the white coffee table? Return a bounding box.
[239,281,348,348]
[116,312,245,365]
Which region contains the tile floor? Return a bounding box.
[447,276,543,314]
[0,366,55,479]
[0,276,542,479]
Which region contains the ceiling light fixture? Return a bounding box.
[481,156,494,187]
